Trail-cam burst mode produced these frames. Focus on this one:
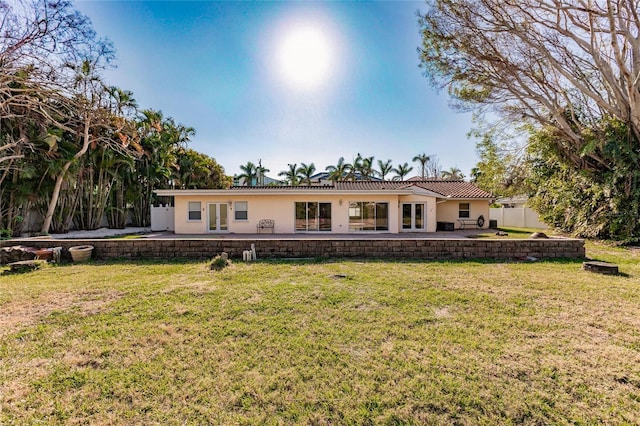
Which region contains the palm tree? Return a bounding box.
[278,163,301,186]
[375,159,392,181]
[470,167,482,183]
[107,86,137,116]
[298,162,316,185]
[441,166,465,180]
[412,153,430,179]
[238,161,258,186]
[325,157,351,182]
[345,153,362,180]
[392,162,414,181]
[42,59,135,233]
[360,155,375,180]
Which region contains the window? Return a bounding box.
[234,201,248,220]
[459,203,470,218]
[349,202,389,231]
[295,202,331,232]
[188,201,201,221]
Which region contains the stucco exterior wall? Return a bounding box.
[435,200,491,229]
[173,193,443,234]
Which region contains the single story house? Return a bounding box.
[154,180,493,234]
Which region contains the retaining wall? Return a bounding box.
[1,238,585,261]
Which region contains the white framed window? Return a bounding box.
[188,201,202,221]
[234,201,248,220]
[459,203,470,218]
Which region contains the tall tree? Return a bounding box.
[376,159,393,181]
[278,163,301,186]
[298,162,316,185]
[1,0,112,168]
[346,154,363,181]
[441,167,465,180]
[412,153,430,179]
[419,1,640,240]
[325,157,351,182]
[425,155,442,179]
[73,86,138,230]
[238,161,258,186]
[40,58,127,233]
[392,162,414,181]
[127,109,192,227]
[472,131,528,197]
[359,155,375,180]
[526,119,640,241]
[419,0,640,149]
[173,148,229,189]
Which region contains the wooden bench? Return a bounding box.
[257,219,275,234]
[457,215,485,230]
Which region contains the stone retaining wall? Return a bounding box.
[1,238,585,261]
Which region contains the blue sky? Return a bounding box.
[76,1,478,179]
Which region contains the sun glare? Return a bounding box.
[277,26,333,90]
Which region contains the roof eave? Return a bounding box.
[154,189,417,196]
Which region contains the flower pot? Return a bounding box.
[68,245,94,263]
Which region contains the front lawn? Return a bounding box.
[1,243,639,424]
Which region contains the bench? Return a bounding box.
[457,215,485,230]
[257,219,275,234]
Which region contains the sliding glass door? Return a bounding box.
[349,202,389,231]
[295,202,331,232]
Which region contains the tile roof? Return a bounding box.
[410,180,493,198]
[227,185,336,191]
[226,180,492,198]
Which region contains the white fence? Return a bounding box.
[150,205,175,231]
[490,207,547,229]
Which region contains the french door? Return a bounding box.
[207,203,228,232]
[401,203,426,231]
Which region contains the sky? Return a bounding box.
[75,0,479,179]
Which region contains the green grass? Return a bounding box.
[1,243,639,424]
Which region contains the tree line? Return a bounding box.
[0,0,228,237]
[420,0,640,242]
[236,153,465,186]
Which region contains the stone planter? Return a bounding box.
[68,245,94,263]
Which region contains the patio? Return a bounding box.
[33,227,489,240]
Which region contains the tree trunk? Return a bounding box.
[41,117,91,234]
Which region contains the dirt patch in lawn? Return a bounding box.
[0,290,125,337]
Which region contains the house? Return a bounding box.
[154,180,493,234]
